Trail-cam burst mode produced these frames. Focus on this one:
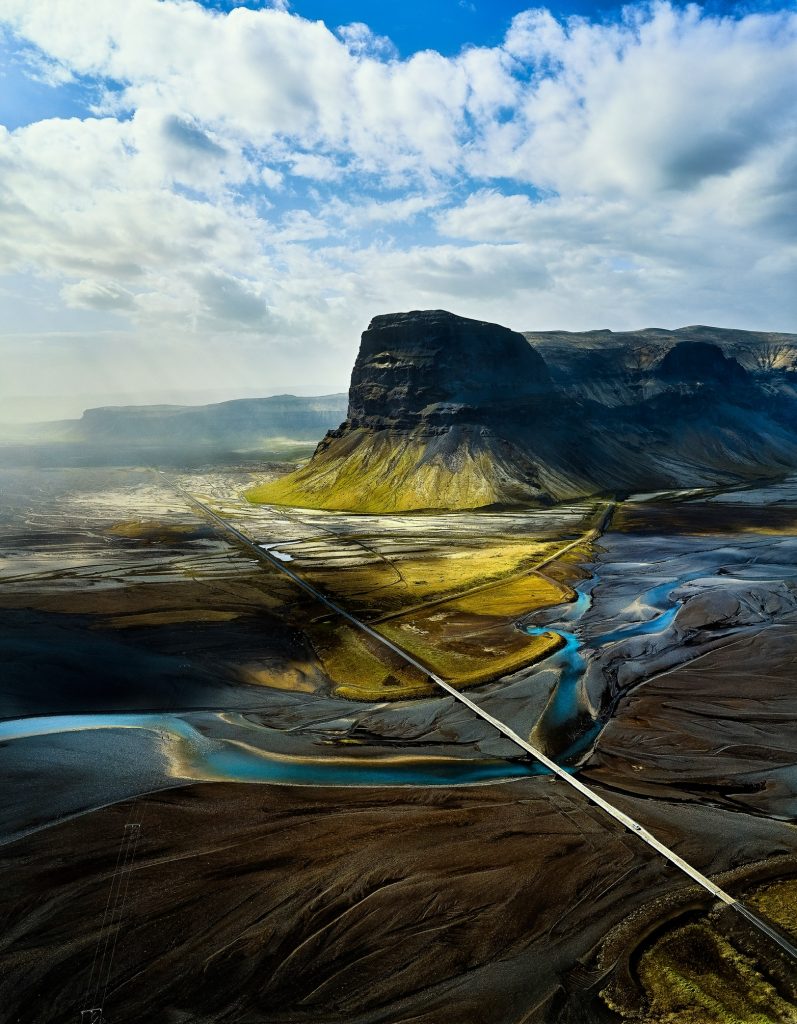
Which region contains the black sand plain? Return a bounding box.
[1,458,796,1023]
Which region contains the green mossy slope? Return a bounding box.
[247,428,547,512]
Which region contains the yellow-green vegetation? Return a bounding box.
[453,571,572,614]
[312,569,570,700]
[246,429,542,512]
[304,539,560,614]
[749,878,797,935]
[311,621,433,700]
[634,922,797,1024]
[299,510,599,700]
[394,542,561,596]
[109,520,211,543]
[106,610,242,628]
[318,619,561,701]
[610,879,797,1024]
[376,571,569,688]
[236,661,319,693]
[538,538,596,587]
[379,618,562,688]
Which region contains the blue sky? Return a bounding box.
[0,36,90,128]
[0,0,795,416]
[201,0,774,56]
[1,0,646,129]
[250,0,614,54]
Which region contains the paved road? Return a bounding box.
[173,480,797,963]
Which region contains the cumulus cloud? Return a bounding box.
[0,0,795,401]
[491,5,797,199]
[336,22,398,60]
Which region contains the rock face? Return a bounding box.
[348,310,552,429]
[524,324,793,407]
[250,309,797,513]
[656,340,748,387]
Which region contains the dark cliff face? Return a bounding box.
[347,309,553,429]
[656,341,748,387]
[525,327,787,407]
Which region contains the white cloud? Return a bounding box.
[0,0,795,404]
[61,279,137,312]
[336,22,398,60]
[259,165,284,190]
[328,193,444,228]
[276,209,329,242]
[487,5,797,198]
[289,153,346,182]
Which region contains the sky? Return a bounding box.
[0,0,796,418]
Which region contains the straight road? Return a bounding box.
[172,478,797,963]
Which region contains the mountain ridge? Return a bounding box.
[249,310,797,513]
[1,393,348,447]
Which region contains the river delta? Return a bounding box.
[1,454,796,1022]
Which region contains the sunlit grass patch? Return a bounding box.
[309,535,583,699]
[749,878,797,934]
[311,582,568,702]
[314,616,562,701]
[605,878,797,1024]
[105,609,242,628]
[399,541,560,598]
[378,617,563,688]
[453,571,572,615]
[245,437,495,512]
[302,539,559,613]
[375,569,570,685]
[109,520,214,543]
[245,429,545,512]
[311,621,434,700]
[635,922,796,1024]
[539,539,596,586]
[237,662,319,693]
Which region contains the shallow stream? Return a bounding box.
[0,711,544,788]
[525,568,706,761]
[0,569,701,795]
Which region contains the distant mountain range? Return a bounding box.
[249,311,797,512]
[524,325,797,408]
[1,394,348,447]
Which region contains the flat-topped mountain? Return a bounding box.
[252,311,556,511]
[249,311,797,513]
[349,310,552,430]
